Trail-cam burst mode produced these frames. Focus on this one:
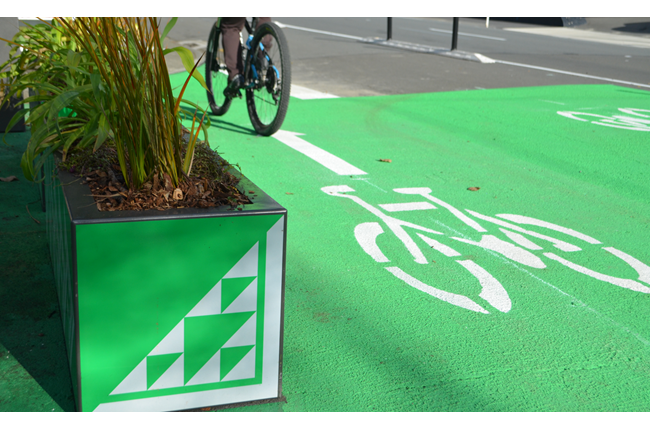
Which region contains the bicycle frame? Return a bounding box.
[238,18,280,93]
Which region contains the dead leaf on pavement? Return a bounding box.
[286,192,293,195]
[0,176,18,182]
[379,159,392,163]
[468,187,480,191]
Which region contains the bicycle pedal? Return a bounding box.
[223,88,242,99]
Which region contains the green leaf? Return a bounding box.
[46,84,92,123]
[160,18,177,45]
[94,112,110,151]
[90,72,104,101]
[66,49,81,69]
[47,91,79,123]
[31,144,63,183]
[80,111,100,146]
[61,127,85,160]
[20,151,36,182]
[26,101,51,125]
[163,46,208,91]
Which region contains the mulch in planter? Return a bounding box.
[58,128,252,212]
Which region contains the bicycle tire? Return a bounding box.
[245,22,291,136]
[205,24,232,116]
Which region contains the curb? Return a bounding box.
[359,37,495,64]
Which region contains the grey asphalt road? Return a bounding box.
[163,17,650,97]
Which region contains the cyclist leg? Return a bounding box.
[221,17,245,83]
[255,17,273,51]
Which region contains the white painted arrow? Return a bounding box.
[273,130,367,176]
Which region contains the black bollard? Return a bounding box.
[451,17,459,50]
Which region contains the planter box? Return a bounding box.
[44,156,287,412]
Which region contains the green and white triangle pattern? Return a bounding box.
[110,243,260,396]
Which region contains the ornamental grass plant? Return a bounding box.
[0,17,213,193]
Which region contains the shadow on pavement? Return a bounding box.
[0,131,76,411]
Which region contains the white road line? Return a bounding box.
[274,22,364,41]
[291,85,339,100]
[278,20,648,89]
[494,59,650,89]
[428,27,506,41]
[272,130,367,176]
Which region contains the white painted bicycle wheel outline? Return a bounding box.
[323,185,650,314]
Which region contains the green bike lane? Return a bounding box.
[178,78,650,411]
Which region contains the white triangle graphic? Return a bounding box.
[186,281,222,317]
[110,358,147,395]
[186,350,221,386]
[221,346,256,382]
[223,279,257,314]
[150,320,184,356]
[149,353,184,390]
[223,314,256,348]
[224,243,258,279]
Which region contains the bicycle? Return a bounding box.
[205,17,291,136]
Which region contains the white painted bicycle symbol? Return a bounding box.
[558,108,650,131]
[323,185,650,314]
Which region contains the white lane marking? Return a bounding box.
[493,59,650,89]
[474,53,496,64]
[428,27,506,41]
[291,85,339,100]
[378,202,436,212]
[273,131,367,176]
[504,27,650,49]
[274,22,364,40]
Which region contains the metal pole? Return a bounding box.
[451,17,459,50]
[387,17,392,40]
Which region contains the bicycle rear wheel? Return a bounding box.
[205,24,232,116]
[245,22,291,136]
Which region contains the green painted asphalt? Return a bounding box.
[2,76,649,411]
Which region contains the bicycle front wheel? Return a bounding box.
[205,24,232,116]
[245,22,291,136]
